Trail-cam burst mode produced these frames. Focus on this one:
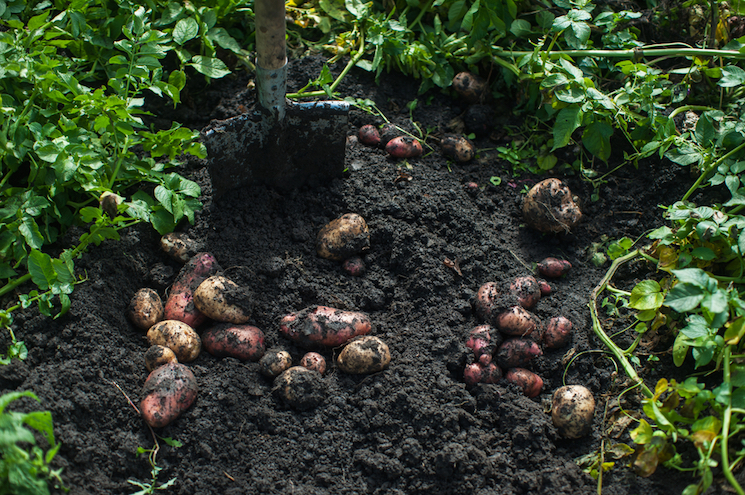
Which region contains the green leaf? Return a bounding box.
[19,218,44,250]
[27,250,55,291]
[173,17,199,45]
[718,65,745,87]
[680,315,711,339]
[553,105,583,149]
[665,284,705,313]
[725,318,745,345]
[672,268,715,288]
[582,121,613,162]
[673,332,690,366]
[629,280,664,310]
[188,55,231,78]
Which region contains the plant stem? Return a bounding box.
[668,105,717,120]
[496,47,745,60]
[589,249,654,398]
[721,346,745,495]
[681,141,745,201]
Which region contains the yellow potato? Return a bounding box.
[316,213,370,261]
[147,320,201,362]
[193,275,251,324]
[126,288,164,331]
[522,178,582,233]
[144,344,178,372]
[552,385,595,438]
[336,336,391,374]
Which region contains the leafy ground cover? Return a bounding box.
[4,0,745,493]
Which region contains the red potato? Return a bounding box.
[126,288,165,331]
[147,320,201,362]
[465,325,502,366]
[385,136,423,159]
[300,352,326,374]
[510,276,541,309]
[495,306,540,337]
[193,275,252,324]
[495,338,542,369]
[140,362,198,428]
[379,123,402,146]
[543,316,573,349]
[505,368,543,398]
[474,282,501,321]
[463,362,502,386]
[144,345,178,372]
[537,257,572,278]
[358,125,381,146]
[279,306,372,348]
[164,252,222,328]
[342,256,366,277]
[537,279,552,297]
[202,323,266,361]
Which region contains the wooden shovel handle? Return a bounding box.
[255,0,287,70]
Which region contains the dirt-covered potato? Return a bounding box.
[160,232,200,263]
[140,362,198,428]
[465,325,502,365]
[537,279,552,296]
[495,306,540,337]
[441,135,476,162]
[99,191,123,219]
[552,385,595,438]
[259,349,293,378]
[341,256,366,276]
[193,275,252,324]
[452,71,488,103]
[164,252,222,328]
[495,338,542,369]
[126,288,165,331]
[316,213,371,262]
[522,178,582,233]
[474,282,501,321]
[144,345,178,372]
[280,306,372,348]
[543,316,573,349]
[147,320,201,362]
[336,336,391,374]
[537,257,572,278]
[505,368,543,398]
[202,323,266,361]
[379,123,402,146]
[510,276,541,309]
[273,366,327,410]
[300,352,326,374]
[358,125,381,146]
[463,362,502,386]
[385,136,423,159]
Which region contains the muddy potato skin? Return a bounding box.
[510,276,541,309]
[300,352,327,374]
[522,179,582,233]
[273,366,327,410]
[164,252,222,327]
[465,325,502,365]
[337,336,391,374]
[160,232,199,263]
[193,275,252,324]
[341,256,366,276]
[385,136,423,159]
[505,368,544,398]
[552,385,595,438]
[280,306,372,348]
[259,350,293,378]
[452,71,487,103]
[495,306,540,337]
[127,288,165,331]
[202,323,266,361]
[474,282,501,321]
[463,362,502,386]
[316,213,371,261]
[140,362,198,428]
[144,345,178,372]
[495,338,542,369]
[358,125,381,146]
[537,257,572,278]
[147,320,201,362]
[543,316,573,349]
[441,135,476,162]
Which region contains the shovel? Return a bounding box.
[201,0,349,197]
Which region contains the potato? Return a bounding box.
[495,338,542,369]
[537,257,572,278]
[385,136,423,159]
[495,306,540,337]
[193,275,252,324]
[543,316,573,349]
[379,123,402,146]
[259,349,293,378]
[316,213,371,262]
[126,288,165,331]
[147,320,201,362]
[144,345,178,372]
[273,366,327,410]
[441,135,476,162]
[160,232,200,263]
[140,362,198,428]
[202,323,266,361]
[463,362,502,386]
[300,352,326,374]
[474,282,501,321]
[99,191,123,219]
[552,385,595,438]
[164,252,222,328]
[522,178,582,233]
[358,125,381,146]
[510,276,541,309]
[505,368,543,398]
[280,306,372,348]
[341,256,366,276]
[336,336,391,374]
[465,325,502,366]
[452,72,488,103]
[537,278,552,296]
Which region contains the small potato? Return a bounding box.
[300,352,326,374]
[358,125,381,146]
[126,288,165,331]
[495,338,542,370]
[316,213,371,262]
[441,135,476,162]
[160,232,200,263]
[523,179,582,234]
[164,252,222,328]
[336,336,391,374]
[463,362,502,386]
[465,325,502,366]
[552,385,595,438]
[342,256,366,276]
[510,276,541,309]
[495,306,540,337]
[543,316,573,349]
[140,362,198,428]
[259,350,293,378]
[452,72,488,103]
[99,191,123,219]
[537,257,572,278]
[147,320,201,362]
[202,323,266,361]
[193,275,252,324]
[505,368,543,398]
[280,306,372,348]
[537,279,552,296]
[385,136,423,159]
[273,366,327,410]
[474,282,501,322]
[144,345,178,372]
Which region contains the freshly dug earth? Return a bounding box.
[0,57,718,494]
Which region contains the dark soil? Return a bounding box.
[0,56,729,494]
